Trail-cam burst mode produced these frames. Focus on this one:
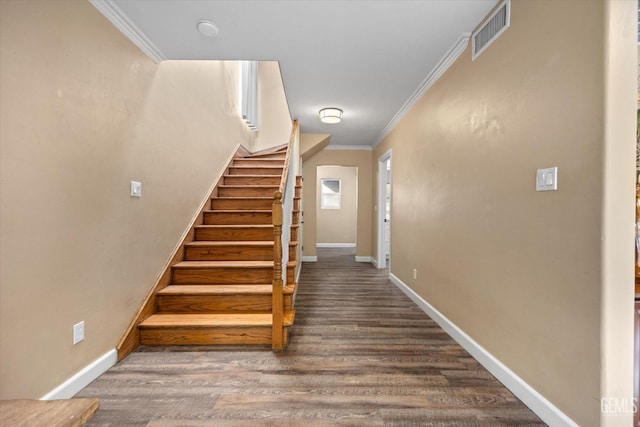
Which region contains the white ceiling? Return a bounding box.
[103,0,497,147]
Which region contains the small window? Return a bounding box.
[239,60,258,130]
[321,179,341,209]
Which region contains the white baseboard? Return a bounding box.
[388,273,578,427]
[296,263,302,283]
[355,256,372,263]
[371,258,379,268]
[302,256,318,262]
[41,348,117,400]
[316,243,356,248]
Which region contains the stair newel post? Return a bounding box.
[272,190,284,350]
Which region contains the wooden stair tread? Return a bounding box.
[218,185,279,188]
[0,398,100,427]
[244,155,285,158]
[140,312,295,328]
[230,165,283,168]
[174,260,272,268]
[229,167,284,173]
[238,155,284,158]
[246,154,286,158]
[194,224,298,229]
[158,284,295,295]
[160,284,272,294]
[222,176,282,185]
[185,241,298,247]
[213,197,274,200]
[195,224,273,229]
[173,260,297,268]
[223,174,282,177]
[246,154,286,159]
[234,159,284,163]
[205,209,272,213]
[205,209,300,211]
[186,241,273,247]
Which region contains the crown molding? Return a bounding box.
[373,33,471,147]
[89,0,167,63]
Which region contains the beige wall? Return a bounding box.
[372,1,635,425]
[316,166,357,245]
[300,133,331,161]
[303,150,372,259]
[253,61,292,152]
[0,0,289,399]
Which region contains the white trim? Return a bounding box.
[317,243,356,248]
[388,273,578,427]
[373,34,470,147]
[371,257,379,268]
[295,261,302,283]
[302,256,318,262]
[325,145,373,151]
[239,61,259,130]
[320,178,342,210]
[88,0,167,63]
[355,256,372,263]
[376,150,392,269]
[41,349,117,400]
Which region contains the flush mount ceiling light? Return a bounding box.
[319,108,343,124]
[197,20,219,38]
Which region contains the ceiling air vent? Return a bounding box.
[472,0,510,60]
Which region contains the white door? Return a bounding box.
[377,151,391,269]
[384,160,391,261]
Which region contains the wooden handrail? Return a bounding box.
[272,120,298,350]
[277,121,297,196]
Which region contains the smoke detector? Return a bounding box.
[197,21,219,38]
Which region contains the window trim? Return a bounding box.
[320,178,342,210]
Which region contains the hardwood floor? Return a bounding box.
[78,248,545,426]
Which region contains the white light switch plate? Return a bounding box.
[130,181,142,197]
[536,167,558,191]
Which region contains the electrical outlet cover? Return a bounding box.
[73,321,84,345]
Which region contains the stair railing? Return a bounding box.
[272,120,299,349]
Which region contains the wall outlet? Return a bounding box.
[413,269,417,280]
[73,321,84,345]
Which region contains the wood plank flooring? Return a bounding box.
[78,248,545,426]
[0,398,99,427]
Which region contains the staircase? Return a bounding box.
[124,144,301,351]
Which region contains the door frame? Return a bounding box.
[376,149,392,269]
[316,164,359,253]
